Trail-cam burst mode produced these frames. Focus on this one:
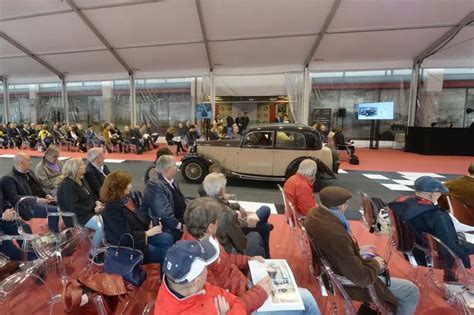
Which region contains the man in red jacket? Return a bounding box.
[283,159,317,217]
[155,236,246,315]
[183,197,321,315]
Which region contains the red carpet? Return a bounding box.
[340,148,472,174]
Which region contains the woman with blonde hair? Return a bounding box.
[57,158,104,255]
[101,171,174,274]
[35,145,64,195]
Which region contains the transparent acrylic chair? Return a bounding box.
[0,258,60,314]
[142,300,155,315]
[307,229,393,315]
[422,232,473,315]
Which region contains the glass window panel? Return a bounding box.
[112,80,131,128]
[38,82,62,123]
[135,78,192,133]
[310,69,411,140]
[8,84,32,123]
[0,85,4,123]
[67,81,104,128]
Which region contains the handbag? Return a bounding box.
[103,233,147,286]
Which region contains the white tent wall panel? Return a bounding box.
[84,1,204,48]
[201,0,331,40]
[41,50,125,75]
[0,13,105,54]
[0,38,26,58]
[117,43,209,71]
[314,27,450,63]
[329,0,474,32]
[0,0,68,20]
[0,56,54,78]
[210,36,316,68]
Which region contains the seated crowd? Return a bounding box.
[0,121,161,155]
[1,133,473,314]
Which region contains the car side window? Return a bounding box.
[307,132,323,150]
[275,131,306,149]
[243,131,274,148]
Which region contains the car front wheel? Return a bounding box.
[181,159,208,183]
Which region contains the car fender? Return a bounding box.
[181,153,228,174]
[285,156,336,179]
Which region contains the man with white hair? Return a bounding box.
[2,153,60,233]
[283,159,317,217]
[84,147,111,200]
[203,172,272,258]
[140,155,186,241]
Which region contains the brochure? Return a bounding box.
[248,259,304,312]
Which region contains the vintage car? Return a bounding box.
[180,124,337,184]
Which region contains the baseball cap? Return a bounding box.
[164,236,219,284]
[414,176,448,193]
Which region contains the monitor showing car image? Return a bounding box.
[357,102,394,120]
[196,103,212,119]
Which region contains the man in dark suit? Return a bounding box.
[139,155,186,241]
[84,147,111,200]
[241,112,250,131]
[0,179,34,260]
[2,153,59,233]
[274,112,284,123]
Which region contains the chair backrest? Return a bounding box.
[319,257,358,315]
[422,233,470,287]
[447,195,474,226]
[387,207,416,253]
[277,184,294,228]
[142,300,155,315]
[356,190,380,233]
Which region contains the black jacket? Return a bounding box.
[57,177,96,226]
[0,179,12,214]
[390,195,474,268]
[84,162,111,200]
[2,168,47,207]
[102,200,149,252]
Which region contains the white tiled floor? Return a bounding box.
[398,172,445,180]
[362,174,390,180]
[381,183,414,191]
[392,179,415,186]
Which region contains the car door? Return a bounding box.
[272,130,307,176]
[236,130,275,176]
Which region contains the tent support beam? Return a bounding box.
[195,0,213,71]
[304,0,341,67]
[61,77,69,125]
[65,0,133,75]
[2,78,10,123]
[0,32,64,79]
[407,63,420,128]
[130,74,137,126]
[415,11,474,64]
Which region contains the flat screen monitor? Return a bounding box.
[196,103,212,119]
[357,102,394,120]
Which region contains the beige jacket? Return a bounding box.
[34,159,64,194]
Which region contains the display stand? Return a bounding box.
[369,120,380,149]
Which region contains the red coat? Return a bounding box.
[155,279,246,315]
[283,173,315,216]
[182,230,268,313]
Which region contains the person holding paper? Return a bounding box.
[183,197,320,315]
[306,186,420,315]
[155,237,246,315]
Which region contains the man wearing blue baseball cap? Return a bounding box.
[155,236,246,315]
[389,176,474,268]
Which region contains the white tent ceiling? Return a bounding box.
[0,0,473,83]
